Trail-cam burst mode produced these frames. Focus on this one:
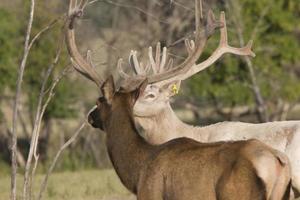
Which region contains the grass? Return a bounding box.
[0,169,135,200]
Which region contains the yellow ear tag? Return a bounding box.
[171,84,179,95]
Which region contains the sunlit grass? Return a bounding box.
[0,169,134,200]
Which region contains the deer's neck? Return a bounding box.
[135,104,209,144]
[105,108,153,194]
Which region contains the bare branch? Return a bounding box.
[41,66,73,119]
[11,1,35,200]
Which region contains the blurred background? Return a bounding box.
[0,0,299,199]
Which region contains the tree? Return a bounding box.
[186,0,300,122]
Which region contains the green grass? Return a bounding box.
[0,169,134,200]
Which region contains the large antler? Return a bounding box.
[175,12,255,82]
[66,0,103,87]
[120,0,255,86]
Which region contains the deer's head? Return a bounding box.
[87,76,148,130]
[66,0,255,121]
[133,81,180,117]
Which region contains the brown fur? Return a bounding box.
[88,77,291,200]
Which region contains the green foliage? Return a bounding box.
[22,1,80,119]
[0,1,89,172]
[187,0,300,116]
[0,8,21,93]
[45,78,80,119]
[86,2,113,28]
[243,0,300,104]
[0,1,83,121]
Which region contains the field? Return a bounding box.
[0,169,135,200]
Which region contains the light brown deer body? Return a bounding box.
[88,77,291,200]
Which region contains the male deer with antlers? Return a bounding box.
[66,0,294,199]
[113,1,300,198]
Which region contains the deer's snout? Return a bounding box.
[88,107,104,130]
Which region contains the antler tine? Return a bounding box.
[118,58,131,79]
[166,58,174,71]
[66,0,103,87]
[185,39,195,56]
[145,63,152,74]
[148,46,157,73]
[141,62,151,75]
[155,42,161,72]
[68,0,75,15]
[159,47,168,73]
[145,43,172,74]
[129,50,144,75]
[218,12,255,56]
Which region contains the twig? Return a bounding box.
[28,15,65,51]
[37,121,87,200]
[11,1,35,200]
[40,66,73,122]
[101,0,169,24]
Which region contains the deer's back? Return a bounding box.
[138,138,288,200]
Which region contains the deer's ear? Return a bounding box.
[101,75,115,104]
[162,80,181,97]
[132,79,148,102]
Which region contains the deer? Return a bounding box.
[111,1,300,198]
[65,0,292,199]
